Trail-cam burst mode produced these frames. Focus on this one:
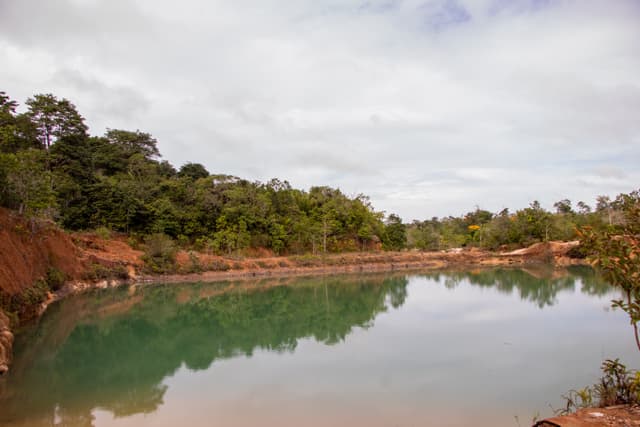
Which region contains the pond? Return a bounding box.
[0,267,636,426]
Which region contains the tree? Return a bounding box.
[577,201,592,214]
[0,91,39,153]
[3,149,56,216]
[382,214,406,251]
[26,94,87,150]
[178,162,209,180]
[579,189,640,351]
[104,129,160,160]
[554,199,573,215]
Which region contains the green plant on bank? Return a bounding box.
[95,226,112,240]
[206,259,231,271]
[82,263,129,281]
[45,267,66,291]
[579,190,640,350]
[0,280,49,327]
[141,233,177,274]
[561,359,640,414]
[560,189,640,413]
[184,251,202,274]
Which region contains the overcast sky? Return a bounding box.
[1,0,639,220]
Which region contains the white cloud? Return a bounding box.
[1,0,639,219]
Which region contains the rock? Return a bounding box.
[0,310,13,375]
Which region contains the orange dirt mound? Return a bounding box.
[0,208,84,296]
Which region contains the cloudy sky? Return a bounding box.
[1,0,639,220]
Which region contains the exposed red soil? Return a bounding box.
[0,208,84,296]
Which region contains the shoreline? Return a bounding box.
[2,241,586,376]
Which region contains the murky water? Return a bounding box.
[0,267,636,426]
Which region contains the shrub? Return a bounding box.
[45,267,66,291]
[561,359,640,414]
[206,259,230,271]
[0,280,49,326]
[185,251,202,273]
[142,233,177,274]
[82,263,129,281]
[95,226,111,240]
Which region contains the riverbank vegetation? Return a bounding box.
[0,90,633,261]
[547,189,640,423]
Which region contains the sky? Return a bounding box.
[1,0,639,220]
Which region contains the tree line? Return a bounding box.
[406,193,637,251]
[0,91,404,254]
[0,90,634,255]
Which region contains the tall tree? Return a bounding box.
[25,94,88,150]
[383,214,407,251]
[0,91,39,153]
[178,162,209,180]
[105,129,160,160]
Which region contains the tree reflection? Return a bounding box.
[0,275,408,426]
[423,266,610,308]
[0,268,611,426]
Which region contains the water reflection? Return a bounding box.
[0,275,408,425]
[421,266,611,307]
[0,268,619,426]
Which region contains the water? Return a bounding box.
[0,267,636,426]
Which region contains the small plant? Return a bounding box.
[95,226,111,240]
[206,259,230,271]
[82,263,129,281]
[291,254,323,267]
[185,251,203,273]
[560,359,640,414]
[0,280,50,326]
[141,233,177,274]
[45,267,66,291]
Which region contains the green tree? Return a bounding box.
[0,91,39,153]
[382,214,407,251]
[26,94,88,150]
[580,189,640,351]
[104,129,160,160]
[178,162,209,180]
[3,149,56,216]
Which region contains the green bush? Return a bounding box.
[82,263,129,281]
[95,226,111,240]
[185,251,202,273]
[0,280,49,327]
[207,259,230,271]
[142,233,177,274]
[561,359,640,414]
[45,267,66,291]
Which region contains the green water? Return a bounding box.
[0,267,635,426]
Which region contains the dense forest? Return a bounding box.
[0,90,635,256]
[0,91,398,254]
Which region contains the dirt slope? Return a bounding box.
[0,208,84,296]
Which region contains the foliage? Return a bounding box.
[382,214,407,250]
[45,267,66,291]
[141,233,178,274]
[95,226,112,240]
[82,263,129,282]
[0,89,631,257]
[0,280,50,327]
[25,94,88,150]
[579,189,640,349]
[1,149,57,216]
[561,359,640,414]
